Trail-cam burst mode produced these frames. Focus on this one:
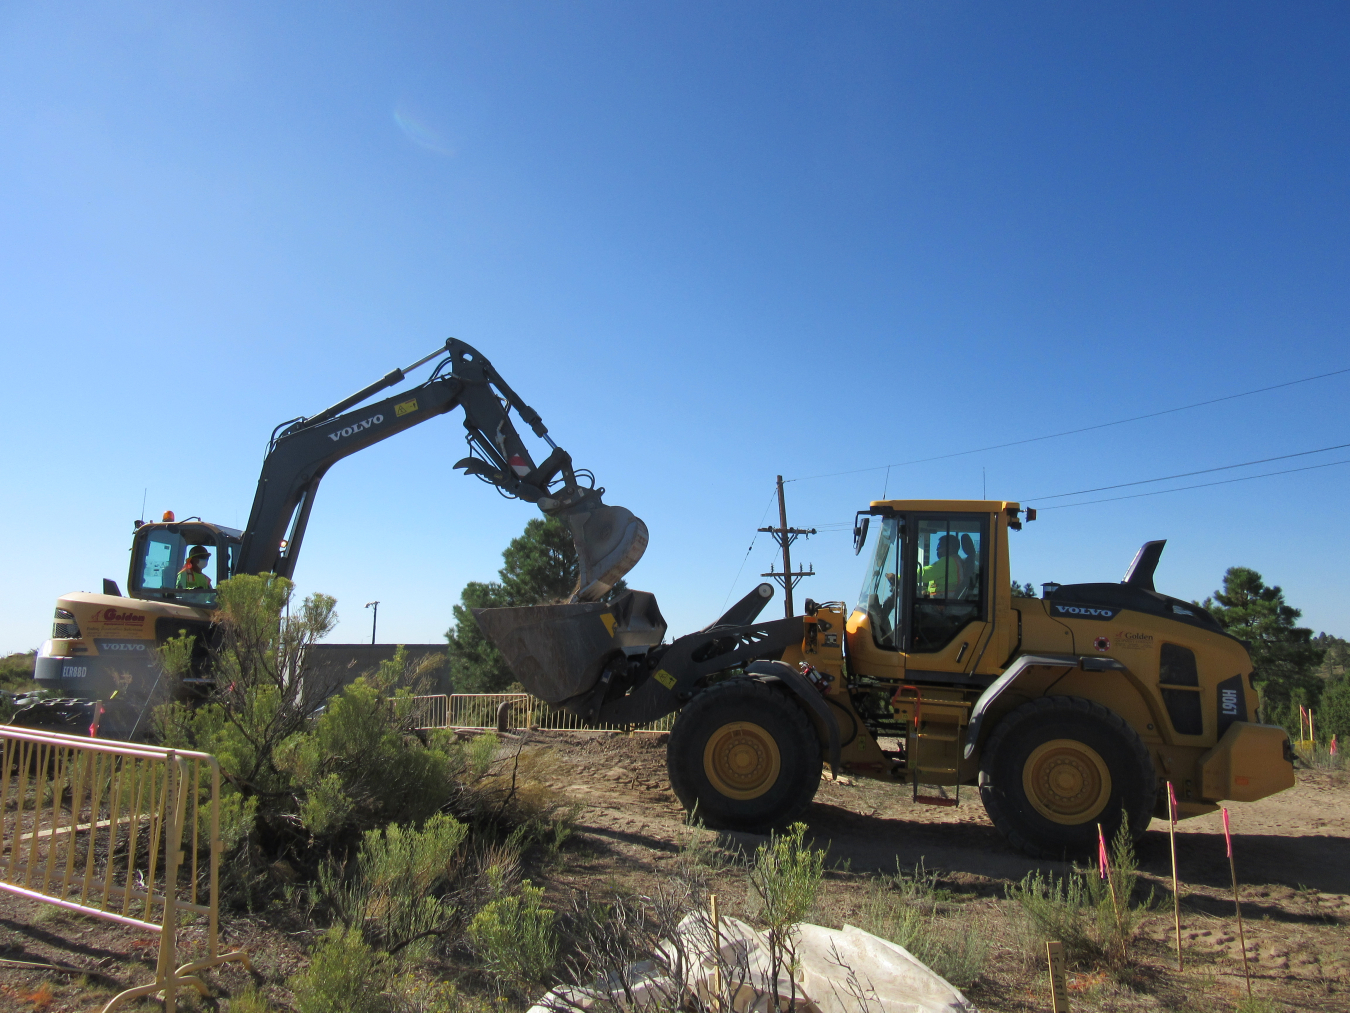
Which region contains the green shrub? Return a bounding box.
[388,976,495,1013]
[323,812,469,960]
[467,879,558,992]
[281,677,466,835]
[225,985,273,1012]
[0,651,37,691]
[857,864,987,988]
[749,822,825,998]
[1006,820,1152,969]
[290,927,391,1013]
[750,822,825,931]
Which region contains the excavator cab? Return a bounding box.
[128,519,241,608]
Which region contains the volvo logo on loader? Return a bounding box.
[1051,603,1120,620]
[328,415,384,441]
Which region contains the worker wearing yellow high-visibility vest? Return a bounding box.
[919,535,964,598]
[176,545,214,590]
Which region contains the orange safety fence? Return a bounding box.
[0,726,249,1012]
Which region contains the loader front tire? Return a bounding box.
[979,695,1155,859]
[667,679,822,833]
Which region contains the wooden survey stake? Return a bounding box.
[1167,780,1183,971]
[1046,940,1069,1013]
[709,893,722,1008]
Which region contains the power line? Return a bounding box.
[1034,457,1350,511]
[784,365,1350,484]
[719,485,780,610]
[1023,441,1350,503]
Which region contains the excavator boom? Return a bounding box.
[33,336,648,738]
[238,337,647,599]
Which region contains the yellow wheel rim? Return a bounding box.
[1023,738,1112,825]
[703,721,782,801]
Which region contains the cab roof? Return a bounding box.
[868,499,1021,514]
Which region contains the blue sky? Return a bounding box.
[2,3,1347,653]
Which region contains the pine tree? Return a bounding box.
[445,517,627,693]
[1201,567,1324,729]
[1314,633,1350,742]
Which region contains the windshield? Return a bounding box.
[857,516,902,650]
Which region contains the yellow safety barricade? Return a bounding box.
[403,693,676,735]
[0,726,250,1011]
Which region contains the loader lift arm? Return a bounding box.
[237,338,645,600]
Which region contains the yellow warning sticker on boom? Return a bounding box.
[395,398,419,417]
[600,613,617,637]
[654,669,676,690]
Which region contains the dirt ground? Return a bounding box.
[1,730,1347,1011]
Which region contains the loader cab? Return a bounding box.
[848,500,1018,681]
[128,520,242,609]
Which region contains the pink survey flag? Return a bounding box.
[1222,807,1233,859]
[1098,824,1110,880]
[1168,781,1178,823]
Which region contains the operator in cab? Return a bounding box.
[176,545,214,591]
[919,535,963,598]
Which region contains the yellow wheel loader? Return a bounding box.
[479,500,1295,858]
[31,338,648,738]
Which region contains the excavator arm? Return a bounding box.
[237,338,647,600]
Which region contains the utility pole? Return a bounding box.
[759,475,816,618]
[365,601,380,645]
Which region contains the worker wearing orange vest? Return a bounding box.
[176,546,214,590]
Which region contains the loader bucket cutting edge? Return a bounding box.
[473,590,667,706]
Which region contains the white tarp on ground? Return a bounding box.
[529,914,977,1013]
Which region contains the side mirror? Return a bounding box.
[852,513,871,555]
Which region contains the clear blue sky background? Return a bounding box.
[2,3,1347,654]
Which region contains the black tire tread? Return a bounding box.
[979,695,1155,859]
[666,679,822,833]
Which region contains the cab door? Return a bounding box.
[902,513,992,677]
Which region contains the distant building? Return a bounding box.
[301,643,449,706]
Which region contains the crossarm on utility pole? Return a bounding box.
[758,475,816,618]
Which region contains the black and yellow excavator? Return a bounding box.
[479,500,1295,858]
[33,338,647,737]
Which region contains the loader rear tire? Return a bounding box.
[667,679,822,833]
[979,695,1155,859]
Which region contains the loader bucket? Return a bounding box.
[556,500,649,602]
[473,590,666,705]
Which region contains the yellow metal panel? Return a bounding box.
[1198,722,1294,802]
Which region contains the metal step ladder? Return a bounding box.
[893,684,972,807]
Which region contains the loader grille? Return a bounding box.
[52,608,80,640]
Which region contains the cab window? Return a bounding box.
[910,516,986,653]
[857,516,903,650]
[132,526,225,604]
[140,531,184,590]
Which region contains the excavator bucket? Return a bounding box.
[473,590,667,705]
[556,500,649,602]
